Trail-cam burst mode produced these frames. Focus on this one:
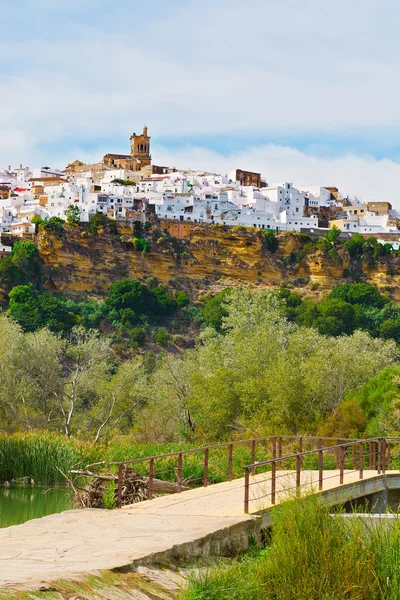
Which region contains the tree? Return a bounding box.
[53,326,112,438]
[343,234,365,259]
[202,289,230,331]
[260,229,279,252]
[10,240,41,283]
[43,217,65,235]
[65,204,81,226]
[89,358,146,444]
[326,225,341,245]
[328,283,388,309]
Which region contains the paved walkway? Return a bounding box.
[0,469,386,591]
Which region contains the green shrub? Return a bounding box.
[260,229,279,253]
[43,217,65,235]
[129,327,146,346]
[154,327,169,346]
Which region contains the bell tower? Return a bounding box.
[130,126,151,166]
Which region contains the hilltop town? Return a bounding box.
[0,126,399,253]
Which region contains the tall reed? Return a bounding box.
[181,495,400,600]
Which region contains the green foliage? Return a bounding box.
[0,432,92,485]
[329,283,389,309]
[111,178,136,186]
[43,216,65,235]
[182,495,400,600]
[88,213,119,235]
[174,290,190,307]
[129,327,146,346]
[155,327,169,346]
[105,279,177,326]
[132,236,151,254]
[280,283,398,340]
[65,204,81,225]
[326,224,341,243]
[202,289,230,331]
[31,215,45,232]
[8,286,77,333]
[259,229,279,252]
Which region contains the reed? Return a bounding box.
[0,433,95,485]
[181,495,400,600]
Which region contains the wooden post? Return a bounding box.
[296,454,301,491]
[177,453,183,493]
[272,436,277,460]
[359,443,364,480]
[388,442,391,470]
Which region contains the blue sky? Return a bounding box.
[1,0,400,203]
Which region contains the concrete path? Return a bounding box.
[0,469,386,592]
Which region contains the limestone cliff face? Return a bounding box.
[36,222,400,300]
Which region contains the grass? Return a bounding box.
[0,432,395,489]
[180,495,400,600]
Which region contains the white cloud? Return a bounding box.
[1,0,400,205]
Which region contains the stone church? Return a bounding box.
[103,126,152,171]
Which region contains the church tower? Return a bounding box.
[130,126,151,166]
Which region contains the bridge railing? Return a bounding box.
[243,437,395,514]
[110,435,351,507]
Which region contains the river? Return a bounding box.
[0,486,73,528]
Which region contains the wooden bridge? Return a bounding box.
[0,436,398,595]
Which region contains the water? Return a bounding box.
[0,486,73,528]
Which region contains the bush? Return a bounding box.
[260,229,279,252]
[43,217,65,235]
[132,237,151,254]
[154,327,169,346]
[203,289,230,331]
[129,327,146,346]
[174,290,190,307]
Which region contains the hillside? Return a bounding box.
[36,219,400,301]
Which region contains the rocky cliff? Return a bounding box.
[36,220,400,301]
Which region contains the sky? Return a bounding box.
[1,0,400,204]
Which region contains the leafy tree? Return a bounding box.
[317,398,367,438]
[379,319,400,341]
[326,225,341,244]
[53,326,112,438]
[129,327,146,346]
[132,237,150,254]
[11,241,41,283]
[317,298,357,335]
[8,286,77,334]
[202,289,230,331]
[174,290,190,307]
[342,233,365,259]
[328,283,388,309]
[155,327,169,346]
[65,204,81,226]
[43,217,65,235]
[260,229,279,252]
